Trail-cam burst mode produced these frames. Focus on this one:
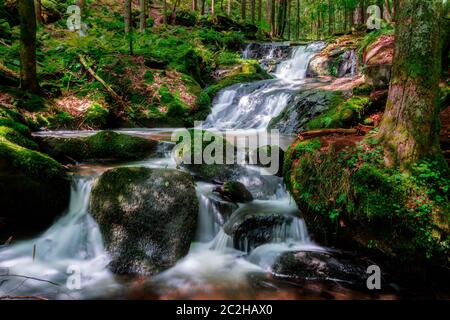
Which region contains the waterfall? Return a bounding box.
[0,176,115,298]
[203,42,325,130]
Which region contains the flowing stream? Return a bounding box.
[0,42,385,299]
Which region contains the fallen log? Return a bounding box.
[297,128,357,140]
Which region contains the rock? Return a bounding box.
[268,89,343,134]
[0,138,70,237]
[174,129,243,181]
[90,167,198,275]
[272,250,374,285]
[215,180,253,203]
[362,35,395,88]
[40,130,158,163]
[225,213,295,252]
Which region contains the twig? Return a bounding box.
[0,274,60,287]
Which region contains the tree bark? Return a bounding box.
[139,0,146,32]
[124,0,132,32]
[18,0,40,93]
[34,0,42,24]
[270,0,275,36]
[379,0,443,169]
[241,0,247,21]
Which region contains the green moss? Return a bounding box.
[0,126,38,150]
[284,136,450,268]
[43,130,158,162]
[83,102,109,128]
[306,96,371,130]
[0,136,65,180]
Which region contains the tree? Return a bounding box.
[139,0,146,32]
[379,0,444,169]
[34,0,42,24]
[124,0,132,32]
[18,0,40,93]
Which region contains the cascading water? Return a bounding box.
[203,42,325,130]
[1,42,327,299]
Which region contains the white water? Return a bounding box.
[203,42,325,130]
[0,43,326,299]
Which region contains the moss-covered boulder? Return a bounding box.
[0,137,70,237]
[174,129,243,181]
[268,89,344,134]
[283,136,450,276]
[89,167,199,275]
[40,130,158,163]
[214,180,253,203]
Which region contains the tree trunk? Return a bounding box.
[34,0,42,24]
[270,0,275,36]
[258,0,262,23]
[379,0,443,169]
[139,0,146,32]
[212,0,215,16]
[18,0,40,93]
[251,0,255,24]
[227,0,231,15]
[125,0,132,32]
[192,0,197,11]
[241,0,247,21]
[296,0,300,39]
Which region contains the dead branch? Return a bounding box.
[297,128,358,140]
[78,54,126,109]
[0,274,60,287]
[0,62,20,79]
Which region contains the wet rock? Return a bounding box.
[273,250,374,285]
[0,139,70,237]
[90,167,198,275]
[40,130,158,163]
[214,180,254,203]
[207,193,239,225]
[268,89,343,134]
[226,214,294,252]
[362,35,395,88]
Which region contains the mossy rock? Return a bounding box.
[306,95,372,130]
[269,89,344,134]
[222,181,253,203]
[40,130,158,163]
[283,136,450,275]
[89,167,199,275]
[0,137,70,237]
[174,129,243,181]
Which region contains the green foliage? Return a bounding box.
[84,102,109,128]
[284,136,450,266]
[0,126,38,150]
[307,95,371,130]
[174,9,197,27]
[217,51,240,66]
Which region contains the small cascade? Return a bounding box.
[203,41,325,130]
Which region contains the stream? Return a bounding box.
[0,42,397,300]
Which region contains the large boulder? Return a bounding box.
[40,130,158,163]
[0,137,70,238]
[89,167,199,275]
[268,89,344,134]
[174,129,243,181]
[362,35,395,88]
[214,180,254,203]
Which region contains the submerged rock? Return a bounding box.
[214,180,254,203]
[174,129,244,181]
[90,167,198,275]
[40,130,158,163]
[0,138,70,237]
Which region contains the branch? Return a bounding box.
[0,274,60,287]
[0,62,19,79]
[297,128,358,140]
[78,54,126,108]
